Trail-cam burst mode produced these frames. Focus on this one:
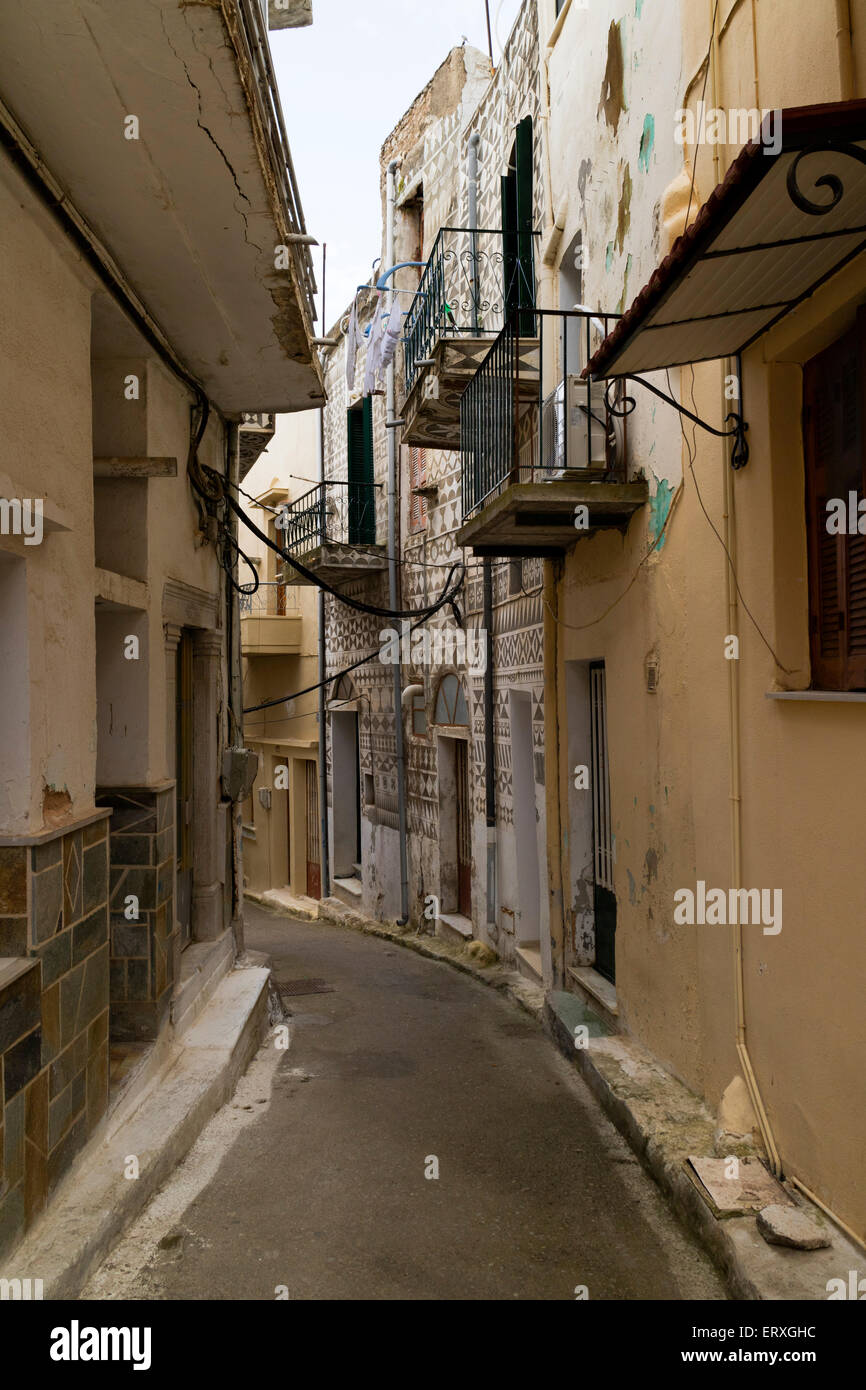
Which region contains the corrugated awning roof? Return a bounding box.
[585,100,866,379]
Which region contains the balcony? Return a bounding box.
[240,585,302,655]
[0,1,322,414]
[401,227,537,450]
[456,310,648,557]
[278,482,387,588]
[239,413,276,479]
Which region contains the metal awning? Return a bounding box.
[586,100,866,379]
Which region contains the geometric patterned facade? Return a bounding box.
[321,5,549,961]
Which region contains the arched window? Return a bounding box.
[434,673,468,726]
[332,673,357,705]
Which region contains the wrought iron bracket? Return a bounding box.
[786,139,866,216]
[604,370,749,470]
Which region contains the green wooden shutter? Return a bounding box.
[501,171,518,321]
[515,115,536,322]
[347,399,375,545]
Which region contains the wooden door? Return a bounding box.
[175,632,193,948]
[305,761,321,900]
[455,739,471,918]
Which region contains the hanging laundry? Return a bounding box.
[363,295,387,396]
[379,299,404,373]
[345,293,364,390]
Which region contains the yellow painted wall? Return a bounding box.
[551,0,866,1235]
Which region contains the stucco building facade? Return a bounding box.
[288,0,866,1245]
[0,0,320,1257]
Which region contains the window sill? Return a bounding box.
[765,690,866,703]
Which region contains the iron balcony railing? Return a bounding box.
[233,0,318,323]
[460,308,625,522]
[278,480,379,554]
[403,226,538,393]
[239,582,298,617]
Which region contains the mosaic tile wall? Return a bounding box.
[0,813,111,1258]
[96,786,176,1043]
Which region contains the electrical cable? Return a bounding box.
[221,484,465,623]
[687,0,722,226]
[184,441,465,625]
[220,526,261,596]
[242,605,446,714]
[675,366,798,675]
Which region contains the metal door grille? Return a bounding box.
[305,760,321,900]
[590,664,614,891]
[455,740,471,917]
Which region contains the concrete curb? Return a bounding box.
[300,896,866,1301]
[0,963,269,1300]
[245,887,321,922]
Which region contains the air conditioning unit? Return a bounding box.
[540,374,618,475]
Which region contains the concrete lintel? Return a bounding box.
[94,566,149,612]
[93,457,178,478]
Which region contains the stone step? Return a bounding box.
[331,876,362,910]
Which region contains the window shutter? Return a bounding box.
[803,310,866,690]
[501,171,518,320]
[409,447,427,532]
[515,115,535,314]
[347,400,375,545]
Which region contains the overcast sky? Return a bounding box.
[270,0,523,328]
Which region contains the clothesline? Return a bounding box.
[345,285,406,396]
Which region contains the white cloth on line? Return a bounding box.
[363,295,387,396]
[379,299,404,372]
[345,294,364,391]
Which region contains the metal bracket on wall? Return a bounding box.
[604,360,749,470]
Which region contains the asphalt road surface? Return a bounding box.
[83,903,727,1301]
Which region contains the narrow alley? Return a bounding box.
[82,904,725,1302]
[2,0,865,1355]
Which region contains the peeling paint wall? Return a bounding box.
[548,0,866,1237]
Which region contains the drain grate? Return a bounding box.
[276,978,334,997]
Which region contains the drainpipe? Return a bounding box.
[318,414,331,902]
[720,358,781,1176]
[703,8,780,1173]
[227,421,245,957]
[702,9,780,1173]
[470,134,498,935]
[318,246,331,901]
[835,0,857,99]
[468,132,481,333]
[387,157,410,925]
[482,561,497,936]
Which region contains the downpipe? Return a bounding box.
[720,358,780,1175]
[227,421,246,957]
[470,132,498,934]
[318,428,331,901]
[387,157,410,926]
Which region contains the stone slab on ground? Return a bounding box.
[687,1156,792,1216]
[757,1203,832,1250]
[0,964,269,1299]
